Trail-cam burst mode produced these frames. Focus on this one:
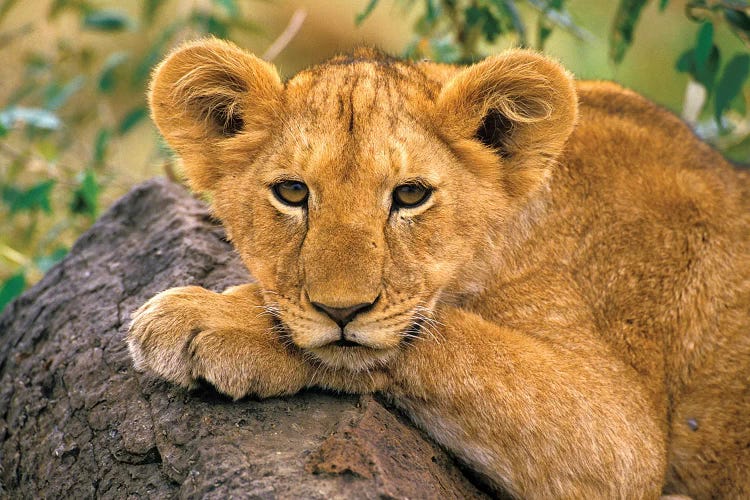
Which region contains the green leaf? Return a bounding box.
[715,53,750,123]
[0,122,7,137]
[546,0,565,11]
[1,180,56,214]
[93,128,111,167]
[48,0,80,19]
[465,6,502,43]
[536,0,565,49]
[676,45,721,94]
[98,52,129,93]
[497,0,527,47]
[0,107,61,130]
[355,0,379,25]
[527,0,591,42]
[464,5,484,30]
[659,0,669,11]
[538,22,553,48]
[425,0,440,25]
[699,47,721,93]
[83,9,134,31]
[24,53,50,77]
[44,75,85,110]
[191,11,229,38]
[36,140,59,161]
[0,272,25,313]
[676,49,692,73]
[34,247,68,273]
[415,0,441,34]
[730,85,746,116]
[694,23,714,69]
[0,0,19,22]
[133,23,179,86]
[142,0,165,24]
[117,106,147,135]
[610,0,649,64]
[70,169,99,217]
[207,16,228,37]
[212,0,238,17]
[724,9,750,33]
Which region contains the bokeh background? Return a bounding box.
[1,0,748,311]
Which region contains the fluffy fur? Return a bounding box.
[129,39,750,498]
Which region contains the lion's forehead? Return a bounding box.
[271,133,411,206]
[270,63,444,189]
[283,60,437,131]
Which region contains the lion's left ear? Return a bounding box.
[434,50,578,199]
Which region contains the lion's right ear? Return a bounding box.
[149,38,282,191]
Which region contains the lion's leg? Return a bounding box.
[127,284,312,399]
[388,306,667,498]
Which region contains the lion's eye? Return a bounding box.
[272,180,309,207]
[393,183,431,209]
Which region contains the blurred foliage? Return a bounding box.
[358,0,593,61]
[0,0,263,310]
[1,0,749,312]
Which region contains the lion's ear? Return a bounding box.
[149,38,282,191]
[435,50,578,199]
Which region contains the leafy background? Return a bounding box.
[1,0,748,312]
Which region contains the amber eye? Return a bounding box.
[272,180,309,207]
[393,183,431,209]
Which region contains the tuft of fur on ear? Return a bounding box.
[435,50,578,199]
[149,38,282,192]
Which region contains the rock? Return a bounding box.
[0,178,487,499]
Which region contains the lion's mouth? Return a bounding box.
[270,299,438,361]
[332,338,364,348]
[325,317,427,350]
[273,308,436,371]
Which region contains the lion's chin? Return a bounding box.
[306,344,399,372]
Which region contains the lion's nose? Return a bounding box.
[312,299,377,327]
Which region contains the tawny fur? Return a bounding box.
[129,39,750,498]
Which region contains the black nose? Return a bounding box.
[312,299,376,327]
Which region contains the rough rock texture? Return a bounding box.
[0,178,487,499]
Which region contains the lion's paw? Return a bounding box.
[128,285,310,399]
[127,286,211,389]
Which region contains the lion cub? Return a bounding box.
[128,39,750,498]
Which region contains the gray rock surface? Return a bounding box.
[0,178,487,499]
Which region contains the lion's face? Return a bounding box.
[149,42,577,371]
[222,65,503,371]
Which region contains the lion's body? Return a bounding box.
[470,82,750,496]
[128,40,750,498]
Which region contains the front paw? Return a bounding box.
[128,286,211,390]
[128,285,311,399]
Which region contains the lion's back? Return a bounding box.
[546,79,749,425]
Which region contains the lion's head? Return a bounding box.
[149,39,578,372]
